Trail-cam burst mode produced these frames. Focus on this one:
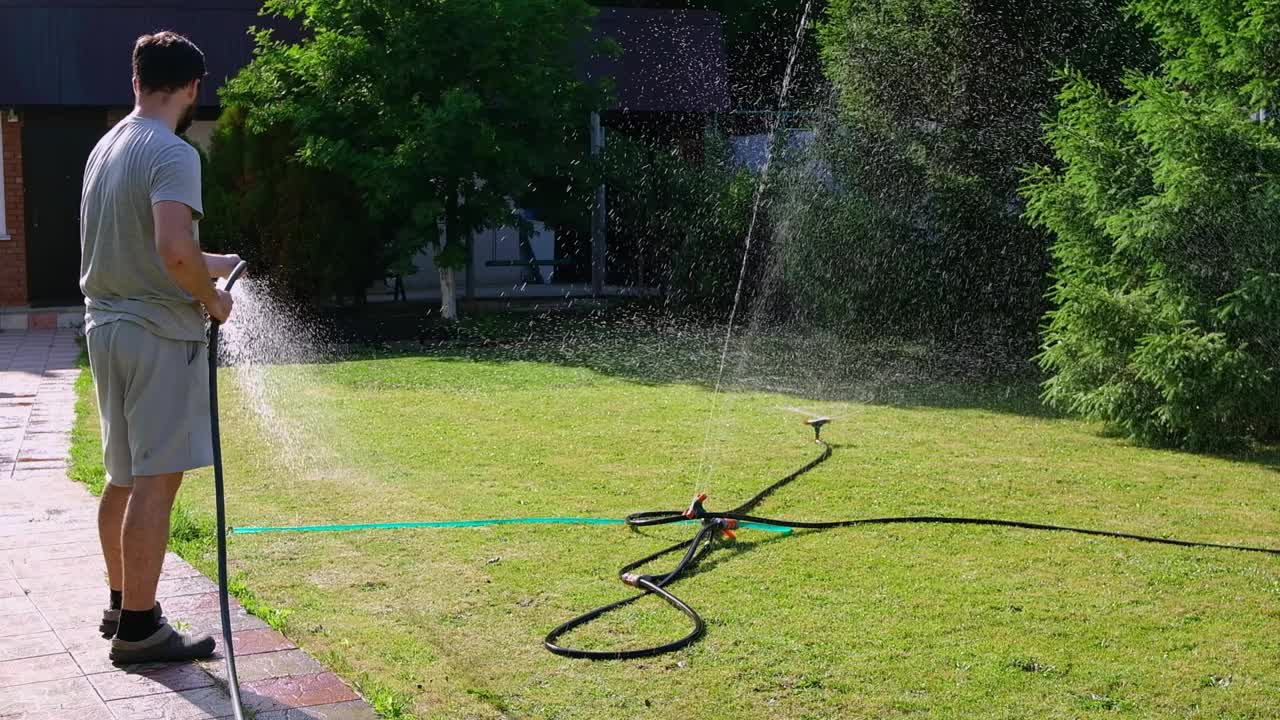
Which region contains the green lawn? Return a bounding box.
[71,330,1280,720]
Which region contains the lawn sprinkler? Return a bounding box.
[544,415,1280,661]
[208,260,248,720]
[805,416,832,442]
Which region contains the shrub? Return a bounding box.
[604,132,758,313]
[1023,0,1280,449]
[201,108,394,303]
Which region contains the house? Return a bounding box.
[0,0,292,327]
[396,7,730,302]
[0,1,728,326]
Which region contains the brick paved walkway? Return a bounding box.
[0,330,376,720]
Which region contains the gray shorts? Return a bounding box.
[86,320,213,487]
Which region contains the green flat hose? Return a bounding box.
[232,517,793,535]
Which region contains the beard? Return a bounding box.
[176,101,196,135]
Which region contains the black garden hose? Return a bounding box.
[545,423,1280,660]
[544,435,834,660]
[208,260,248,719]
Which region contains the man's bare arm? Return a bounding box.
[154,201,232,322]
[203,252,243,279]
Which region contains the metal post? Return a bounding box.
[518,222,544,285]
[590,111,607,298]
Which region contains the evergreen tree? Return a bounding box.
[1024,0,1280,449]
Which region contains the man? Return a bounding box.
[81,31,240,664]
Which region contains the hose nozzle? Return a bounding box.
[224,260,249,291]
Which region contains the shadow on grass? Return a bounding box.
[1225,447,1280,473]
[1092,420,1280,474]
[678,530,799,582]
[241,307,1280,470]
[322,308,1060,419]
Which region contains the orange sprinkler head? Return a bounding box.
[684,493,708,519]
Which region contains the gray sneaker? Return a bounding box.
[100,603,164,640]
[109,622,216,664]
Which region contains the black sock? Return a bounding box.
[109,590,122,611]
[116,607,162,642]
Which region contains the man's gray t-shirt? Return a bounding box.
[81,114,206,342]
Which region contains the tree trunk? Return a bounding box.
[439,192,462,321]
[438,267,458,321]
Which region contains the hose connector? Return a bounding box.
[621,572,643,588]
[714,518,739,541]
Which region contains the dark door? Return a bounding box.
[23,116,103,306]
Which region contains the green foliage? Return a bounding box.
[769,146,919,329]
[361,679,418,720]
[221,0,605,279]
[201,108,390,302]
[604,132,757,310]
[1023,1,1280,449]
[168,499,217,559]
[815,0,1153,333]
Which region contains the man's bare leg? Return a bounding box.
[99,483,131,594]
[97,483,132,637]
[121,472,183,613]
[112,470,216,661]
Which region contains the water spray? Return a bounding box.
[695,0,816,488]
[199,285,1276,665]
[208,260,248,720]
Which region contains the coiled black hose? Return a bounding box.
[545,427,1280,660]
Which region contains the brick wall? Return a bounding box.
[0,115,27,306]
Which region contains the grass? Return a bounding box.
[69,333,1280,720]
[228,572,292,632]
[70,361,108,495]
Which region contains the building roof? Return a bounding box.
[0,1,729,113]
[589,8,730,113]
[0,0,287,107]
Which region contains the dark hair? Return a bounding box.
[133,31,206,94]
